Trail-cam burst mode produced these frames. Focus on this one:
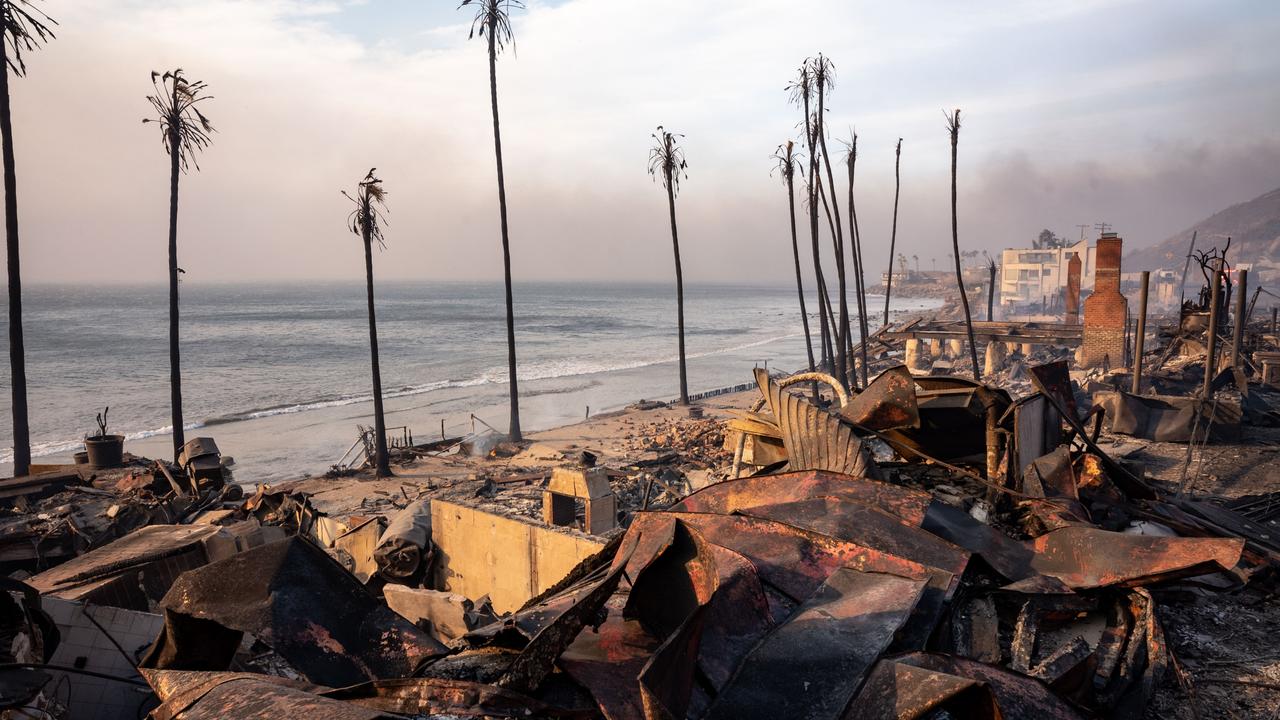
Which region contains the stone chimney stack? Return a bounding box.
[1080,234,1126,368]
[1065,252,1082,324]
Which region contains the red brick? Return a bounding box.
[1081,235,1127,368]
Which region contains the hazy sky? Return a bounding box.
[8,0,1280,284]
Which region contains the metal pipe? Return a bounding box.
[1132,271,1149,395]
[1203,258,1223,397]
[1231,268,1247,372]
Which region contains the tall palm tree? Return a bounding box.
[945,109,980,380]
[809,55,850,391]
[343,170,392,477]
[648,126,689,405]
[772,141,815,374]
[883,138,902,327]
[462,0,523,441]
[787,63,832,373]
[144,69,213,463]
[841,132,870,389]
[1,0,53,478]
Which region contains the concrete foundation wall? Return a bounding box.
[430,499,607,613]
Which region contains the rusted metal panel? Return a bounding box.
[755,368,881,478]
[497,555,629,693]
[1028,525,1244,589]
[659,511,932,603]
[559,616,658,720]
[140,538,446,687]
[639,604,707,720]
[735,497,970,592]
[623,520,775,692]
[705,568,927,720]
[892,653,1088,720]
[139,670,382,720]
[846,660,1002,720]
[839,365,920,430]
[674,470,933,525]
[922,501,1039,582]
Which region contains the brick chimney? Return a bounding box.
[1080,234,1126,368]
[1065,252,1082,324]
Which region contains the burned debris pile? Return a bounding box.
[1,339,1278,718]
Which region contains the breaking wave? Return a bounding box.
[5,332,799,464]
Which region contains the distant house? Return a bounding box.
[999,239,1097,307]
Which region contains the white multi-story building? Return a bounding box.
[999,239,1097,307]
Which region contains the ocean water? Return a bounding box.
[0,281,938,482]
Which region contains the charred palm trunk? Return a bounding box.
[948,111,980,381]
[786,165,815,373]
[883,139,901,327]
[167,117,185,464]
[487,30,521,441]
[815,88,848,391]
[846,146,870,388]
[363,217,391,477]
[665,148,689,405]
[0,45,29,476]
[801,98,830,373]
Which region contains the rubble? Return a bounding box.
[1,310,1279,718]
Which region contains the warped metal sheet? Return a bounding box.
[639,604,708,720]
[1029,525,1244,589]
[559,616,658,720]
[704,568,927,720]
[674,469,933,525]
[891,653,1087,720]
[139,670,382,720]
[839,365,920,431]
[497,554,630,693]
[846,660,1001,720]
[922,501,1039,582]
[755,368,881,478]
[623,520,775,693]
[140,538,446,687]
[655,511,932,603]
[735,498,970,590]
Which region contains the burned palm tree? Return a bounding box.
[462,0,524,441]
[787,62,833,373]
[343,170,392,477]
[840,131,870,388]
[883,138,902,327]
[144,69,213,463]
[945,109,980,380]
[808,55,851,390]
[649,126,690,405]
[772,141,815,374]
[1,0,53,477]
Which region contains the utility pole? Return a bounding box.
[1093,222,1112,236]
[1075,224,1089,242]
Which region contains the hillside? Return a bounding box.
[1126,186,1280,283]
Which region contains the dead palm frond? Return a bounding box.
[0,0,55,77]
[343,169,388,249]
[807,54,835,101]
[461,0,523,54]
[648,126,687,196]
[770,140,803,186]
[143,69,214,172]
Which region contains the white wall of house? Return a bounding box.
[999,239,1097,306]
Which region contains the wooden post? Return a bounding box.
[987,263,996,321]
[1203,258,1223,397]
[1231,268,1247,371]
[1272,306,1277,334]
[1131,271,1149,395]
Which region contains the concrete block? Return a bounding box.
[383,584,493,642]
[432,499,606,614]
